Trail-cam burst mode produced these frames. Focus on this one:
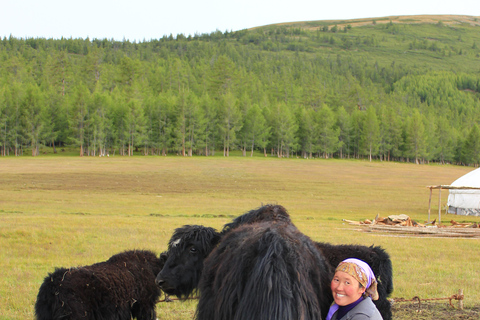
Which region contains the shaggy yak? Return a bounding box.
[222,204,394,320]
[155,205,288,298]
[156,204,393,320]
[35,250,167,320]
[196,220,332,320]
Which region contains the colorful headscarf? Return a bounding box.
[326,258,379,320]
[335,258,379,300]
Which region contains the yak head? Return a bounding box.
[156,225,221,299]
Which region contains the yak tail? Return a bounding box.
[239,239,323,320]
[237,240,296,320]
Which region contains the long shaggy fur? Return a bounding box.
[221,204,292,235]
[196,221,333,320]
[223,204,393,319]
[35,250,166,320]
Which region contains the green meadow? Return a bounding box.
[1,155,479,319]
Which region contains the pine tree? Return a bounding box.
[378,105,402,161]
[335,106,351,159]
[68,84,90,156]
[461,124,480,166]
[0,87,7,156]
[21,84,47,156]
[361,107,380,161]
[435,116,456,164]
[243,103,269,157]
[218,91,242,157]
[272,102,298,158]
[405,110,427,164]
[297,106,316,158]
[316,104,339,159]
[199,92,217,156]
[125,97,146,156]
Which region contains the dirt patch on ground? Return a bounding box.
[392,301,480,320]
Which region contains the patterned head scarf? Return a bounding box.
[335,258,379,300]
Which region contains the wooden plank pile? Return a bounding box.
[343,214,478,228]
[343,214,480,238]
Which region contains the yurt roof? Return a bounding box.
[450,168,480,188]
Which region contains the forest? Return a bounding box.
[1,15,480,165]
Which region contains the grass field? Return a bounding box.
[1,155,479,319]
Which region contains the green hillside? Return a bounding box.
[1,15,480,164]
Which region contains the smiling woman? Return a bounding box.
[327,259,383,320]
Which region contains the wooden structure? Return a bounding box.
[427,185,480,223]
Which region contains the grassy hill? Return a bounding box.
[259,14,480,29]
[245,15,480,73]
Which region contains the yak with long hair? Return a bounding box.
[220,204,393,320]
[35,250,167,320]
[157,204,393,320]
[155,205,288,298]
[195,220,333,320]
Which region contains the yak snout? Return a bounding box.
[155,275,165,287]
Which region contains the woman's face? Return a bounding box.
[331,270,366,306]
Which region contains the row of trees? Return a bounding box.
[1,30,480,165]
[1,78,479,165]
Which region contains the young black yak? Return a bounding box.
[35,250,167,320]
[196,221,333,320]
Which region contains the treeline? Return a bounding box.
[1,21,480,165]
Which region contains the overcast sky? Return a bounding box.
[2,0,479,42]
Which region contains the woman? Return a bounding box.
[326,258,383,320]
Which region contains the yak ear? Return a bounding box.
[210,233,221,247]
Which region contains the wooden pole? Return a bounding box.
[438,187,442,224]
[428,187,433,222]
[459,289,464,310]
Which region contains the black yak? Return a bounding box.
[155,225,221,299]
[157,204,393,319]
[155,205,286,298]
[221,204,394,320]
[35,250,167,320]
[195,220,333,320]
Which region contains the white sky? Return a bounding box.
[2,0,479,42]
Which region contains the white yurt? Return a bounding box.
[447,168,480,216]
